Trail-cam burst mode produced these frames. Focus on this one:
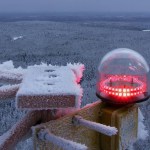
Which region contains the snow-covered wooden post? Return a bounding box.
[99,104,138,150]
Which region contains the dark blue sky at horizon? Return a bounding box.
[0,0,150,13]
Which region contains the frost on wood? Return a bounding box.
[0,84,20,100]
[16,64,84,110]
[38,129,88,150]
[67,63,85,83]
[0,61,24,83]
[0,61,23,99]
[73,115,118,136]
[138,108,148,140]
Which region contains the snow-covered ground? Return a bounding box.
[0,17,150,149]
[142,30,150,32]
[12,36,23,41]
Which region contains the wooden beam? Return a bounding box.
[0,108,73,150]
[33,101,138,150]
[32,101,102,150]
[38,129,88,150]
[0,110,42,150]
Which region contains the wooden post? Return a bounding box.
[99,104,138,150]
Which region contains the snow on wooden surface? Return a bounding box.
[0,61,84,109]
[16,63,84,109]
[17,65,83,96]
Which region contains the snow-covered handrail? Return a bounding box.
[0,61,24,83]
[0,84,20,100]
[0,71,23,84]
[0,61,23,100]
[72,115,118,136]
[38,129,88,150]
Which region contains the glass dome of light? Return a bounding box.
[96,48,150,105]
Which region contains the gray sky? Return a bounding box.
[0,0,150,13]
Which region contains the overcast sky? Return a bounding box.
[0,0,150,13]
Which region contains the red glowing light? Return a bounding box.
[99,75,146,99]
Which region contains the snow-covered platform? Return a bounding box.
[16,64,84,110]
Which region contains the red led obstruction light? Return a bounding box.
[96,48,150,105]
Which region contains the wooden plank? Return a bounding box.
[17,95,76,109]
[32,101,103,150]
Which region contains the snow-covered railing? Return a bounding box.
[0,71,23,84]
[0,61,24,100]
[0,61,24,83]
[0,84,20,100]
[38,129,88,150]
[72,115,118,136]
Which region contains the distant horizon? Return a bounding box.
[1,11,150,15]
